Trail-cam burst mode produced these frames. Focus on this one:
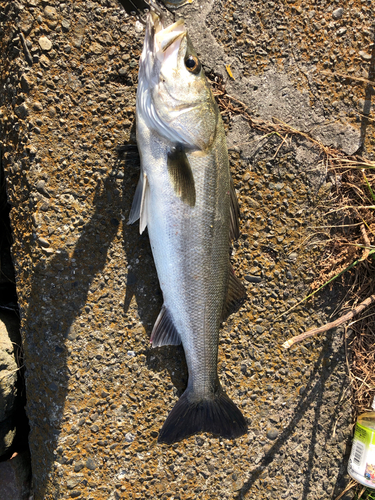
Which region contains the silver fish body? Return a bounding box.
[161,0,193,8]
[130,11,247,444]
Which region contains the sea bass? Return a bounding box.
[129,10,247,444]
[161,0,193,9]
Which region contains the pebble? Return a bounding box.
[14,103,29,119]
[73,16,87,48]
[359,51,372,61]
[20,74,31,93]
[36,180,50,197]
[288,252,298,262]
[269,182,284,191]
[42,247,55,255]
[74,462,85,473]
[332,8,344,20]
[135,21,144,33]
[247,198,260,208]
[48,106,56,117]
[336,27,346,36]
[66,475,83,490]
[267,428,279,440]
[44,6,58,27]
[89,42,104,55]
[85,458,98,470]
[37,237,50,248]
[39,54,50,68]
[62,19,71,31]
[124,433,134,443]
[33,101,43,111]
[245,275,261,283]
[39,36,52,51]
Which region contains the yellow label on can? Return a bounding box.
[348,423,375,488]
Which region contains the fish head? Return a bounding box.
[138,12,219,151]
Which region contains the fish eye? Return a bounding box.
[184,55,201,74]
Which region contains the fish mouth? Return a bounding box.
[163,0,193,7]
[155,18,186,55]
[147,12,186,58]
[158,30,185,53]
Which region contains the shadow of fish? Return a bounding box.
[129,10,247,444]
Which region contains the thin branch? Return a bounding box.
[282,294,375,349]
[359,223,371,261]
[321,70,375,87]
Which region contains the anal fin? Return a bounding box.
[230,177,240,241]
[222,265,246,320]
[151,305,182,347]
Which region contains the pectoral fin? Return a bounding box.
[222,265,246,320]
[151,305,182,347]
[128,170,149,234]
[167,145,196,207]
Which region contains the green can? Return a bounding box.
[348,402,375,489]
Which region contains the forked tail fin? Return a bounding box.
[158,387,247,444]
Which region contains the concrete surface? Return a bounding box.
[0,0,373,498]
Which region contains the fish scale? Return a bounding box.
[129,10,247,444]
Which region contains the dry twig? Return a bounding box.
[282,294,375,348]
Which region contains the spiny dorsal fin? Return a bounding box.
[167,145,196,207]
[127,170,149,234]
[222,265,246,320]
[230,177,240,241]
[151,305,182,347]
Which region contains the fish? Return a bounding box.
[129,10,247,444]
[161,0,193,9]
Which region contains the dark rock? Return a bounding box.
[14,103,28,120]
[73,462,85,472]
[85,458,98,470]
[20,74,31,93]
[245,275,261,283]
[0,451,31,500]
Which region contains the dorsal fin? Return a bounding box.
[151,305,182,347]
[230,177,240,240]
[222,265,246,320]
[167,145,196,207]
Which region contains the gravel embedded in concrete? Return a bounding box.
[0,0,367,498]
